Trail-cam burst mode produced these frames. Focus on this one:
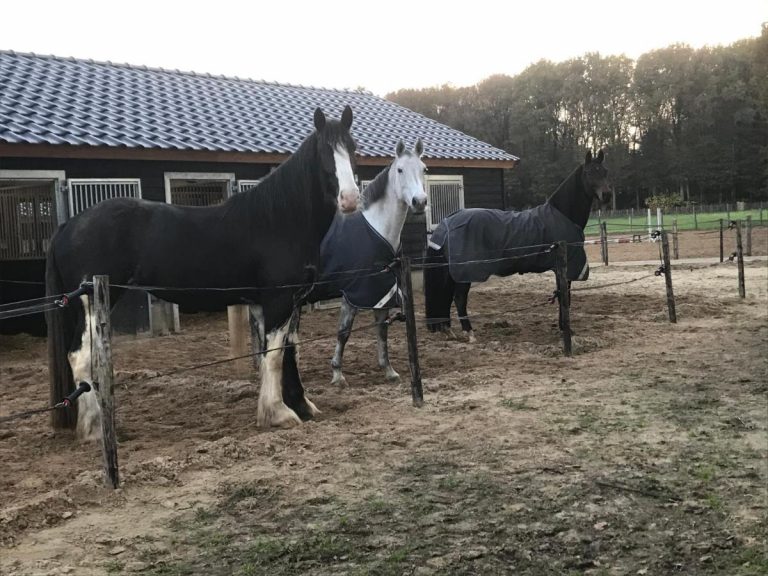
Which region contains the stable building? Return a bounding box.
[0,50,518,334]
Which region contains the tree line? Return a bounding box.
[387,25,768,210]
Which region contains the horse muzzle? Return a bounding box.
[411,195,427,214]
[339,187,360,213]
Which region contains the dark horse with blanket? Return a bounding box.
[46,106,360,440]
[424,150,610,341]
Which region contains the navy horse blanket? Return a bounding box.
[428,204,589,283]
[312,211,401,309]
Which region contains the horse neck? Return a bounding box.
[248,135,335,247]
[361,165,409,251]
[546,166,592,229]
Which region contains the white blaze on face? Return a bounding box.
[334,145,359,213]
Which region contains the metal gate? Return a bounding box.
[237,179,262,193]
[68,179,142,216]
[425,175,464,230]
[0,180,57,260]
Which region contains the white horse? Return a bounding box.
[320,139,427,386]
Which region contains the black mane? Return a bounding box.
[546,164,592,229]
[361,164,390,209]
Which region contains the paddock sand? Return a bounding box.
[1,244,766,574]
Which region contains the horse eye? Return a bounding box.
[397,168,403,173]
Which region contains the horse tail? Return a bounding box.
[46,238,77,430]
[423,246,454,332]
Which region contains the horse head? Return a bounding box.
[582,149,611,207]
[314,106,360,213]
[392,138,428,214]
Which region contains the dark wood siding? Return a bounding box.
[0,157,274,203]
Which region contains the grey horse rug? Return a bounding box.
[312,211,401,309]
[428,204,590,283]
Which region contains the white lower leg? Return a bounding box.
[256,322,301,428]
[68,295,101,442]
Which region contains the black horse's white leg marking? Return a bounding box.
[374,308,399,381]
[68,295,101,441]
[330,299,357,386]
[256,320,302,428]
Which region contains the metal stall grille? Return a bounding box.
[0,180,57,260]
[170,180,229,206]
[425,176,464,230]
[68,179,142,216]
[237,180,262,193]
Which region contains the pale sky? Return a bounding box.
[2,1,765,96]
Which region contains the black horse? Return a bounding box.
[47,106,360,440]
[424,150,610,341]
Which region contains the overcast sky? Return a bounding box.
[2,1,765,96]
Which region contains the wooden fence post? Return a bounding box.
[736,222,745,298]
[719,218,724,263]
[93,275,120,489]
[693,205,698,230]
[660,233,677,324]
[629,208,633,231]
[227,304,250,375]
[398,257,424,407]
[745,215,752,257]
[555,241,572,357]
[672,218,679,260]
[600,221,608,266]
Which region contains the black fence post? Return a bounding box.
[736,222,746,299]
[555,241,572,356]
[660,233,677,324]
[600,221,608,266]
[398,257,424,407]
[719,218,724,263]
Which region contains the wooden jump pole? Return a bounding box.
[672,218,679,260]
[398,256,424,407]
[227,304,250,375]
[719,218,724,263]
[660,233,677,324]
[736,221,746,298]
[600,221,608,266]
[93,275,120,489]
[554,241,572,356]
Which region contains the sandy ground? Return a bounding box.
[1,234,766,575]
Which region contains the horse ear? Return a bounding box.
[395,139,405,156]
[341,105,353,129]
[585,150,593,165]
[415,138,424,156]
[314,108,326,131]
[596,149,605,164]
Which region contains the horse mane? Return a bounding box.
[361,163,391,209]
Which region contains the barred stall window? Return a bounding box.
[68,179,142,216]
[425,175,464,231]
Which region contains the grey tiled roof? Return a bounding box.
[0,51,518,164]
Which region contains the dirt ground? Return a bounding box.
[1,236,767,575]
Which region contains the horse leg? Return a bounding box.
[249,304,265,370]
[330,300,357,387]
[256,317,302,429]
[280,308,320,421]
[453,282,475,343]
[374,308,399,382]
[67,295,101,441]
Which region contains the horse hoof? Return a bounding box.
[331,373,348,387]
[295,396,321,421]
[467,331,476,344]
[385,369,400,382]
[257,402,302,429]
